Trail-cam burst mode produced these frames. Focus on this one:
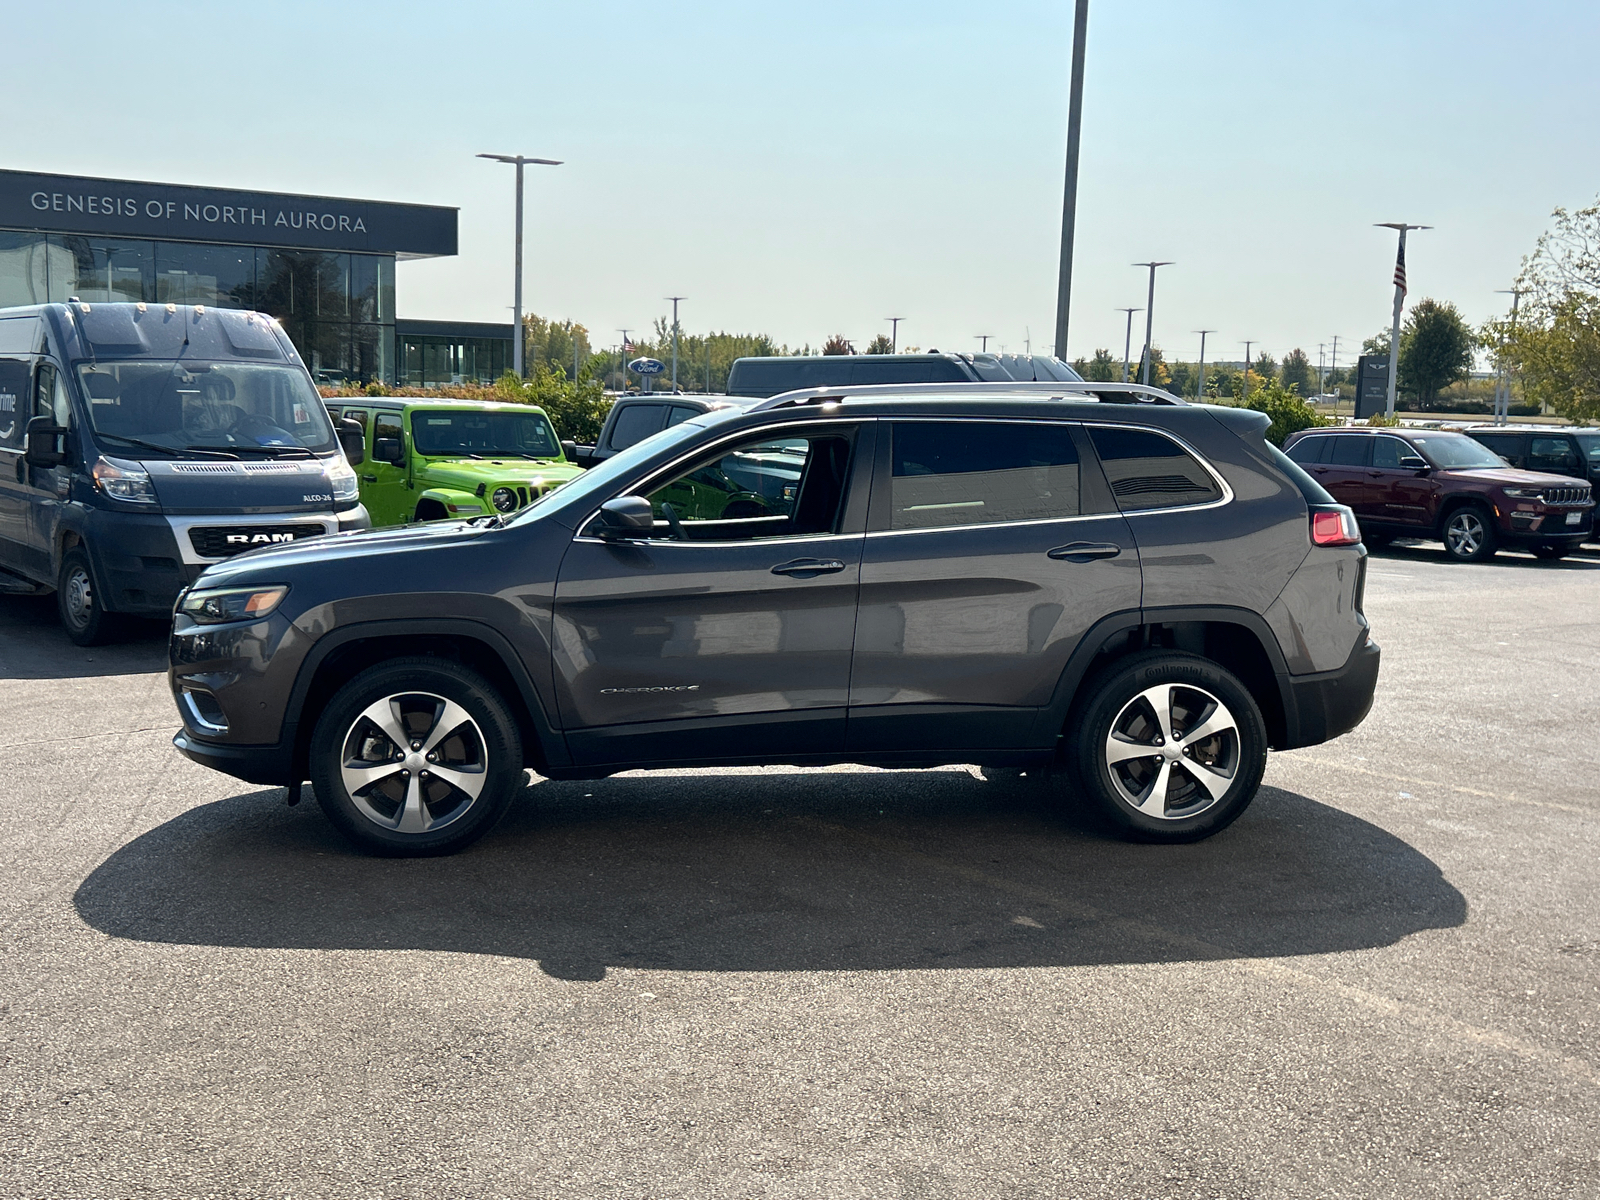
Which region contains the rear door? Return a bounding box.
[1304,434,1371,509]
[848,418,1140,753]
[552,422,871,766]
[0,318,36,573]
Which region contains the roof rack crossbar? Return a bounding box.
[749,380,1187,411]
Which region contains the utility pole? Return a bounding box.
[666,296,686,392]
[617,328,632,393]
[1241,341,1254,398]
[1194,330,1215,401]
[1375,222,1431,416]
[885,317,904,353]
[1493,287,1528,424]
[1054,0,1091,359]
[1328,335,1340,416]
[1133,261,1174,385]
[1117,307,1143,383]
[477,153,563,378]
[1317,343,1326,397]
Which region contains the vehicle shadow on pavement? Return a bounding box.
[73,770,1466,980]
[1370,542,1600,569]
[0,595,167,679]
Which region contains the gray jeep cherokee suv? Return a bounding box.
[169,382,1379,855]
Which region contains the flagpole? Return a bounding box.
[1375,222,1430,418]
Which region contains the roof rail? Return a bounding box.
[749,380,1187,412]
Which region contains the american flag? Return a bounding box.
[1393,241,1407,295]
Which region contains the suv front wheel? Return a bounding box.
[309,658,525,856]
[1069,652,1268,843]
[1442,504,1497,562]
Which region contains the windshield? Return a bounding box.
[77,360,334,455]
[411,409,561,458]
[509,414,719,527]
[1409,433,1509,470]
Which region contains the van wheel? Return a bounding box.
[57,547,123,646]
[1442,505,1497,562]
[309,658,524,856]
[1068,652,1267,843]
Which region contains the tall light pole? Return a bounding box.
[1132,261,1173,385]
[1117,307,1142,383]
[477,153,563,379]
[666,296,686,392]
[976,335,993,352]
[1329,335,1341,415]
[1375,222,1431,416]
[885,317,904,353]
[1194,330,1215,401]
[1493,287,1528,425]
[1241,340,1254,398]
[1054,0,1090,359]
[617,328,632,392]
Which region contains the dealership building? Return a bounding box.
[0,168,515,386]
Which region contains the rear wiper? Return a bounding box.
[97,432,236,460]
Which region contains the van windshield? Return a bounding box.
[76,360,336,455]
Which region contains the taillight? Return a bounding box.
[1310,505,1362,547]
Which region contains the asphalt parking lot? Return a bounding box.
[3,540,1598,1199]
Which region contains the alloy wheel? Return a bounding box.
[1445,511,1485,557]
[1103,683,1240,820]
[339,691,488,834]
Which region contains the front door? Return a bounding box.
[362,409,411,525]
[552,423,871,767]
[1368,434,1437,526]
[848,419,1141,753]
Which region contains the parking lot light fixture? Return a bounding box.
[477,153,563,378]
[1117,307,1142,383]
[1133,261,1173,386]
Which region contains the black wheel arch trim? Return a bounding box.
[283,618,570,776]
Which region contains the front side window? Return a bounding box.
[639,432,841,541]
[76,360,334,455]
[410,410,560,458]
[1088,426,1222,510]
[890,421,1080,529]
[1529,437,1579,472]
[1573,433,1600,464]
[1372,436,1425,468]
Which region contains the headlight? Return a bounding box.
[491,486,518,513]
[179,585,289,624]
[1501,487,1543,499]
[325,455,359,502]
[92,455,158,504]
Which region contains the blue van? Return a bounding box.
[0,301,369,644]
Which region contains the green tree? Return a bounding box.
[1493,293,1600,421]
[493,364,612,443]
[1229,378,1332,446]
[1254,351,1277,380]
[1280,348,1313,394]
[1073,348,1117,381]
[822,335,852,356]
[1361,330,1391,357]
[1398,298,1474,408]
[863,334,895,355]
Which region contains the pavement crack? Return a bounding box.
[2,725,173,751]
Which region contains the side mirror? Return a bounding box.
[337,418,365,465]
[25,416,66,468]
[595,496,654,539]
[560,439,577,460]
[373,435,405,466]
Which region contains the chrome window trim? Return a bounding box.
[1076,421,1234,518]
[864,510,1128,539]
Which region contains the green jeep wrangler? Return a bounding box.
[325,398,584,527]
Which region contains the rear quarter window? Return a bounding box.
[1286,436,1329,465]
[1087,427,1223,510]
[608,404,668,450]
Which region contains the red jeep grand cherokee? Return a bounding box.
[1283,427,1594,562]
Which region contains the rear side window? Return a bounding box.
[1286,436,1329,464]
[1264,444,1335,505]
[665,405,698,428]
[889,421,1080,529]
[1529,437,1580,472]
[1087,427,1222,510]
[1470,432,1520,459]
[609,404,668,450]
[1327,436,1371,467]
[374,411,402,447]
[340,408,369,430]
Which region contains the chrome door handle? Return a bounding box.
[771,558,846,578]
[1048,542,1121,562]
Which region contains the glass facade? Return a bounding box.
[0,231,395,384]
[398,329,511,386]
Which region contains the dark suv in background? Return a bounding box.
[170,382,1379,856]
[1284,426,1594,561]
[1463,425,1600,515]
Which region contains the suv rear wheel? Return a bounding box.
[1442,504,1497,562]
[309,658,524,856]
[1069,652,1268,843]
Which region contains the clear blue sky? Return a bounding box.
[6,1,1597,367]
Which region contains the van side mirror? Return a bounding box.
[595,496,654,539]
[25,416,66,468]
[373,435,404,465]
[337,418,365,465]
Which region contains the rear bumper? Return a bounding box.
[1281,638,1381,750]
[173,729,296,787]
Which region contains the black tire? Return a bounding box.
[1441,504,1498,562]
[1533,545,1568,561]
[57,546,124,647]
[1361,531,1393,550]
[309,657,524,856]
[1067,651,1268,843]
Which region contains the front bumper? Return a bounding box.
[1501,504,1593,547]
[173,729,296,787]
[1281,637,1381,750]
